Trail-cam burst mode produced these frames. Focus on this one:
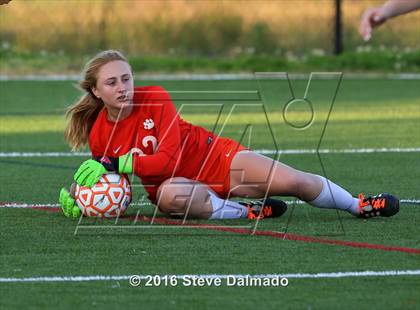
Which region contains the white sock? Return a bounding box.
[208,191,248,219]
[309,176,359,216]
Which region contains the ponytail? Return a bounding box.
[64,93,104,150]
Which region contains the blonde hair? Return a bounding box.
[64,50,129,150]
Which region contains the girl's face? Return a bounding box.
[91,60,134,110]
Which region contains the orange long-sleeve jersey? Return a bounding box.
[89,86,216,201]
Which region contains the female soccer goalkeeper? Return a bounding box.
[59,50,399,220]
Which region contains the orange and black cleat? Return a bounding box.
[358,193,399,218]
[240,198,288,220]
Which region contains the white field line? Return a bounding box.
[0,203,61,208]
[1,147,419,158]
[0,152,90,157]
[0,202,152,208]
[1,73,420,81]
[1,270,420,283]
[1,198,419,209]
[256,148,420,155]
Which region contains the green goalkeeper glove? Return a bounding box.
[74,154,133,187]
[74,159,108,187]
[59,188,81,218]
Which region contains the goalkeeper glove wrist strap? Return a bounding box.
[93,154,133,174]
[118,153,133,174]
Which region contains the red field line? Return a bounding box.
[144,216,420,255]
[7,204,420,255]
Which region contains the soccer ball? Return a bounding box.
[74,173,131,218]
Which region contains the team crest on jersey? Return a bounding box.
[143,119,154,130]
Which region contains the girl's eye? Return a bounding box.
[107,81,116,85]
[123,77,130,82]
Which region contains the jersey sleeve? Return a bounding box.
[134,87,181,180]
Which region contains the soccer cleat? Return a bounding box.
[357,193,399,218]
[240,198,288,220]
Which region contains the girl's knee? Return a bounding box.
[157,186,190,214]
[156,178,209,215]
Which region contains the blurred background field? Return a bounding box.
[0,0,419,74]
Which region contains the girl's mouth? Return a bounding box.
[117,95,128,101]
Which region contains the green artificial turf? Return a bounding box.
[0,78,419,309]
